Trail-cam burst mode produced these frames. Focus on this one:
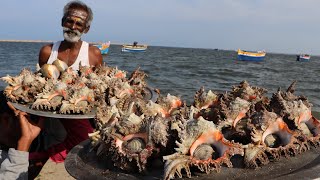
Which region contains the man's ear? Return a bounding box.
[84,25,90,34]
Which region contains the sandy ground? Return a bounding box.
[35,160,75,180]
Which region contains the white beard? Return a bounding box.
[63,27,83,43]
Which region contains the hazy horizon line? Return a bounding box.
[0,39,314,56]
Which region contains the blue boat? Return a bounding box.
[122,42,147,52]
[95,41,110,54]
[296,54,310,62]
[237,49,266,62]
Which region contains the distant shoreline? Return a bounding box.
[0,39,127,46]
[0,39,53,43]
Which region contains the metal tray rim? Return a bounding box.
[11,102,96,119]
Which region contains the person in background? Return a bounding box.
[133,41,138,47]
[30,0,103,177]
[0,92,43,179]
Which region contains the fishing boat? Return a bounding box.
[296,54,310,62]
[95,41,111,54]
[122,41,147,52]
[237,49,266,62]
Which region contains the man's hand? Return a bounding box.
[7,102,44,151]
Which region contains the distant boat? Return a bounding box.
[122,41,147,52]
[296,54,310,62]
[237,49,266,62]
[95,41,110,54]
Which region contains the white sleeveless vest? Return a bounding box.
[47,41,90,71]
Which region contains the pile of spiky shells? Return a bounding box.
[2,60,320,179]
[1,59,149,114]
[89,77,320,180]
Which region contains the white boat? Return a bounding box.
[296,54,310,62]
[122,42,147,52]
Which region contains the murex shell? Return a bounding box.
[244,110,309,168]
[163,116,244,180]
[1,68,46,103]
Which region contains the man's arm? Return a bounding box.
[38,44,53,67]
[6,102,43,152]
[0,103,44,180]
[88,45,103,67]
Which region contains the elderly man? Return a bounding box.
[39,0,102,68]
[30,1,103,177]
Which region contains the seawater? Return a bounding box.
[0,42,319,112]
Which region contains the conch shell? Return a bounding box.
[52,59,68,72]
[40,64,60,80]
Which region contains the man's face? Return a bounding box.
[62,8,89,43]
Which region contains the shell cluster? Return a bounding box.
[90,78,320,180]
[2,61,320,179]
[1,59,147,114]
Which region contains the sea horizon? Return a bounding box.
[0,39,317,56]
[0,39,122,45]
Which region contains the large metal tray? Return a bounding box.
[65,139,320,180]
[11,102,96,119]
[9,87,159,119]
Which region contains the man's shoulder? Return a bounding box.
[39,43,54,65]
[87,43,103,66]
[88,44,102,55]
[41,41,62,48]
[40,43,54,52]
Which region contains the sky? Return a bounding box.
[1,0,320,55]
